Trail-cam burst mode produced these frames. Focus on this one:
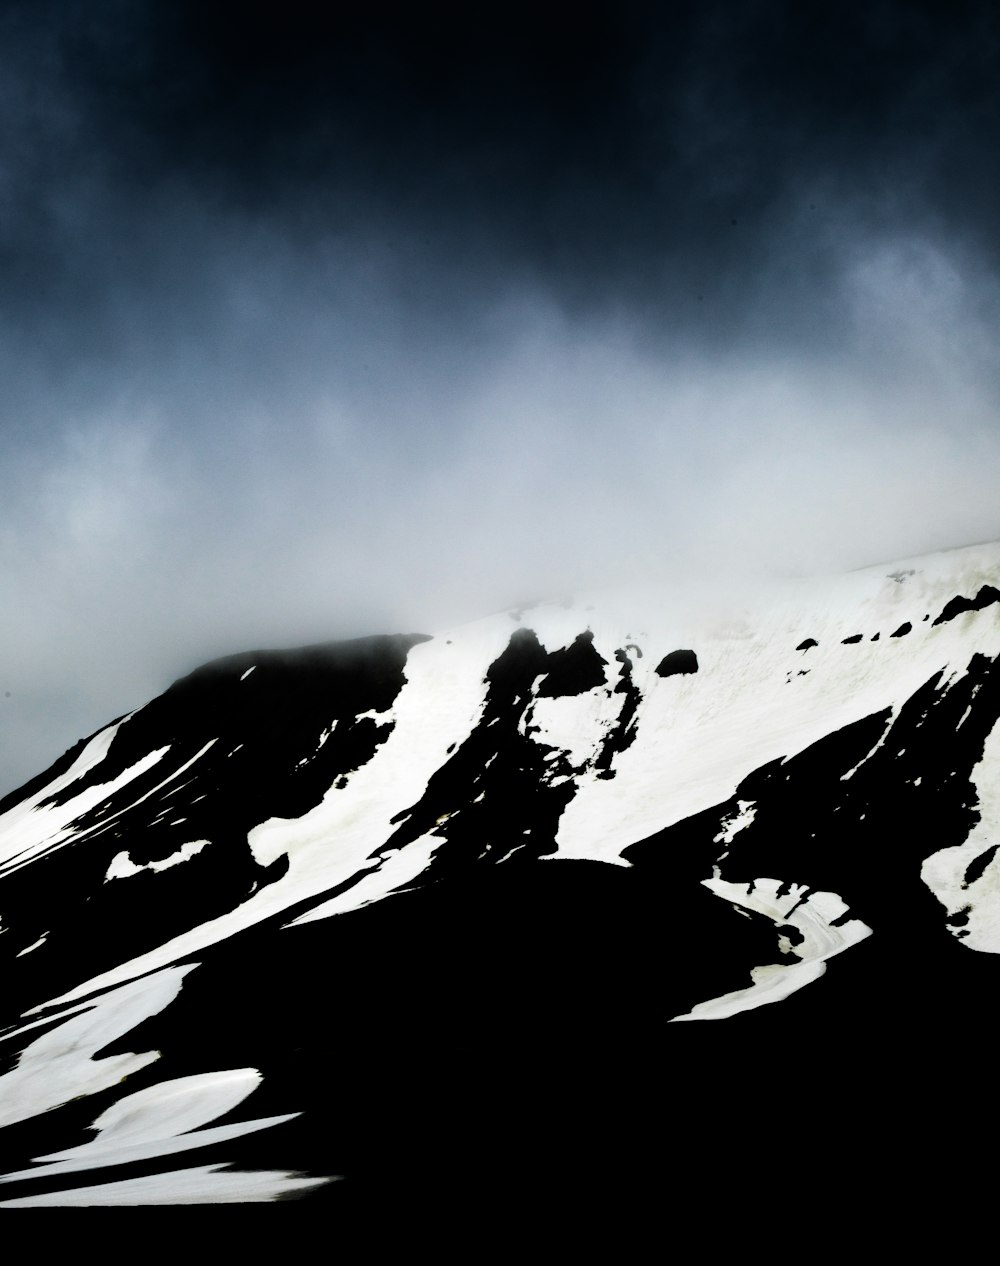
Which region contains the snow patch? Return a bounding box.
[0,1163,330,1206]
[104,840,210,881]
[713,800,756,846]
[0,721,167,876]
[0,965,196,1127]
[922,714,1000,951]
[671,877,872,1021]
[0,1067,334,1203]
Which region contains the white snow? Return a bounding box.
[549,549,1000,867]
[0,720,162,875]
[0,965,196,1127]
[714,799,757,845]
[0,1163,331,1206]
[34,617,512,1006]
[670,877,872,1020]
[76,740,216,836]
[0,1068,310,1189]
[524,686,622,769]
[922,712,1000,951]
[15,934,47,957]
[105,839,209,881]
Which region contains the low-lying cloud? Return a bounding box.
[2,2,999,793]
[2,211,998,795]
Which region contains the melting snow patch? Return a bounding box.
[0,1067,335,1203]
[670,877,871,1021]
[73,741,216,833]
[0,965,197,1126]
[841,710,894,780]
[287,837,440,926]
[713,800,756,846]
[0,1163,331,1206]
[923,716,1000,951]
[105,840,209,881]
[0,732,170,876]
[526,688,616,766]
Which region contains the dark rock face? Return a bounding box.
[379,627,579,872]
[43,633,427,816]
[535,630,608,696]
[654,648,699,676]
[593,646,642,779]
[933,584,1000,626]
[378,628,644,873]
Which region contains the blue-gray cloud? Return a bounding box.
[1,2,999,792]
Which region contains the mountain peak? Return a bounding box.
[2,542,1000,1215]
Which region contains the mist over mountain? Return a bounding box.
[1,541,999,1224]
[2,2,1000,796]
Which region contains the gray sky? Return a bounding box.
[2,1,1000,794]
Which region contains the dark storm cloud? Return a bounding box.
[1,1,1000,792]
[4,1,1000,333]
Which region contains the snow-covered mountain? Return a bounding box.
[2,541,1000,1215]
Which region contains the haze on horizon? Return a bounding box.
[1,1,999,795]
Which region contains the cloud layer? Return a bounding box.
[1,2,999,791]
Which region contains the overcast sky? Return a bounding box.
[2,0,1000,792]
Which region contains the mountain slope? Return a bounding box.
[2,542,1000,1214]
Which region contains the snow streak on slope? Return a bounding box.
[0,966,194,1128]
[1,542,1000,1205]
[921,715,1000,951]
[670,879,872,1020]
[0,1067,327,1206]
[0,720,167,876]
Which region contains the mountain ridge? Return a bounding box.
[2,540,1000,1214]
